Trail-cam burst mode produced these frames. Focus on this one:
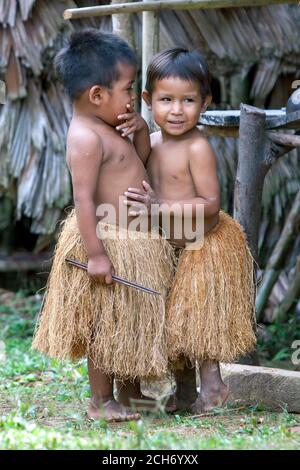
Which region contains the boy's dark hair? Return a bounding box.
[55,29,137,100]
[145,47,211,99]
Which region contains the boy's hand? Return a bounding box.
[124,181,158,216]
[87,254,115,285]
[116,104,148,138]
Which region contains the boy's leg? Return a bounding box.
[87,358,140,422]
[191,360,229,413]
[165,360,198,412]
[116,379,156,409]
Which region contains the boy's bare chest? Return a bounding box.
[102,137,143,173]
[147,147,191,185]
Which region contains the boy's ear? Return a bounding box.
[142,90,151,109]
[201,94,212,113]
[89,85,104,105]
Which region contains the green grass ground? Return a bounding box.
[0,292,300,450]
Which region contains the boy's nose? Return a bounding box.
[171,102,183,114]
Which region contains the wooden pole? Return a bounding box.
[111,0,139,108]
[141,0,159,128]
[234,104,266,262]
[111,0,136,50]
[64,1,299,19]
[234,104,269,365]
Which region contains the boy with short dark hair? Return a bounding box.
[125,47,256,413]
[32,30,174,422]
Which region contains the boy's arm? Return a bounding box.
[69,129,114,284]
[116,105,151,164]
[133,126,151,164]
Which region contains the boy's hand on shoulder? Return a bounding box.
[88,254,115,285]
[116,104,148,138]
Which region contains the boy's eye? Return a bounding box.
[184,98,194,103]
[160,97,171,102]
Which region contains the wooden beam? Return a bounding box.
[200,128,300,141]
[199,109,291,129]
[0,254,52,272]
[63,0,299,20]
[267,109,300,130]
[199,125,239,137]
[141,0,159,129]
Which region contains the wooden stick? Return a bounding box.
[272,256,300,323]
[267,131,300,148]
[65,258,161,296]
[63,0,298,20]
[256,187,300,320]
[189,405,247,419]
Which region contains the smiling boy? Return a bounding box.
[125,48,256,413]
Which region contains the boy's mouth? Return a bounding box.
[167,120,185,125]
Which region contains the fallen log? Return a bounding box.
[221,363,300,412]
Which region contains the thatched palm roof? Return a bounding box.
[0,0,299,250]
[160,4,300,101]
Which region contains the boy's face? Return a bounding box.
[100,63,137,126]
[144,77,209,136]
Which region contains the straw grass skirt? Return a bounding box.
[32,210,175,380]
[166,211,256,364]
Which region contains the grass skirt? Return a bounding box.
[166,211,256,364]
[32,210,175,380]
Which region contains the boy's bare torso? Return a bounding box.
[67,115,148,227]
[147,128,219,245]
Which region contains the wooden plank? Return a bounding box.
[0,253,52,272]
[63,1,299,20]
[266,109,300,130]
[199,109,300,130]
[200,110,242,127]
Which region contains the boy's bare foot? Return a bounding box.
[165,392,196,413]
[191,383,229,413]
[87,361,140,422]
[116,379,157,410]
[165,359,197,413]
[87,398,140,422]
[191,360,229,413]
